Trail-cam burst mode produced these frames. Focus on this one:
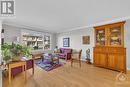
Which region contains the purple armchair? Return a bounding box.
[58,48,72,60]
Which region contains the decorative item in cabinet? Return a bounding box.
[110,27,121,46]
[95,29,105,46]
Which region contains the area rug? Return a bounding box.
[35,59,65,71]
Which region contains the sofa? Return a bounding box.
[58,48,72,60]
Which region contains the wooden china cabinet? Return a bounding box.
[93,21,126,72]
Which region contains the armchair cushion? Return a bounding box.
[58,48,72,60]
[58,53,66,58]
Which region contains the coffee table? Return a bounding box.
[43,53,59,64]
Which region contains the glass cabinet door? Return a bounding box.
[95,29,106,46]
[109,27,121,46]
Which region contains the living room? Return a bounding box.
[0,0,130,87]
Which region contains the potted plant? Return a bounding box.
[1,43,12,64]
[2,43,32,62]
[10,43,23,61]
[22,46,32,58]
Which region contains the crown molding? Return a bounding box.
[2,21,55,34]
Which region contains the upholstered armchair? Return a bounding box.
[58,48,72,60]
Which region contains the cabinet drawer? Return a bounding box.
[107,47,126,54]
[94,47,107,53]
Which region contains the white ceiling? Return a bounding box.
[2,0,130,33]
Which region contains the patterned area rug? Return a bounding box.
[35,59,64,71]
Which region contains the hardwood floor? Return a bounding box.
[2,61,130,87]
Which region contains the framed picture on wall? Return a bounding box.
[63,38,70,47]
[82,36,90,44]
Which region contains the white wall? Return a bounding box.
[3,24,22,44]
[57,28,94,61]
[125,20,130,69]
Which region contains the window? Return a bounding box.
[22,35,43,50]
[44,35,51,50]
